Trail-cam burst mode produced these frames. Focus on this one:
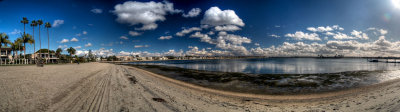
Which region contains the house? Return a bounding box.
[32,52,59,63]
[0,46,12,61]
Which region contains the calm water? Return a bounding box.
[127,58,400,74]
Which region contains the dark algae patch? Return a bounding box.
[127,64,382,95]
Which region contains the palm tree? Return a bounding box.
[66,47,76,56]
[30,20,37,60]
[1,33,11,62]
[15,38,23,58]
[11,41,20,60]
[67,47,76,63]
[20,17,29,35]
[45,22,51,63]
[21,34,34,59]
[56,48,62,58]
[37,19,43,59]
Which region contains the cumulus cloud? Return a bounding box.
[214,25,241,31]
[52,20,64,27]
[134,45,149,48]
[112,1,182,30]
[120,36,129,40]
[85,43,92,47]
[269,34,280,38]
[285,31,321,41]
[83,31,87,35]
[190,32,251,55]
[182,8,201,18]
[350,30,369,40]
[190,32,215,44]
[9,29,21,35]
[74,46,82,49]
[58,45,67,48]
[249,35,400,57]
[201,7,244,27]
[176,27,201,36]
[129,31,142,36]
[70,38,79,42]
[307,25,343,32]
[60,39,69,43]
[379,29,388,35]
[91,8,103,14]
[159,36,172,40]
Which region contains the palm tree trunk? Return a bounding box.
[39,25,41,59]
[33,27,35,61]
[24,43,26,60]
[23,24,26,59]
[47,28,50,64]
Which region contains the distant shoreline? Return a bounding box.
[104,56,400,63]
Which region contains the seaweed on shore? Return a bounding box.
[126,64,377,94]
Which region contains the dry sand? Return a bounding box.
[1,62,400,112]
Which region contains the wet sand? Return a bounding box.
[1,62,400,111]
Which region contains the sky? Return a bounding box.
[1,0,400,57]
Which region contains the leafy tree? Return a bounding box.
[0,33,11,58]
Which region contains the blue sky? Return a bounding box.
[1,0,400,57]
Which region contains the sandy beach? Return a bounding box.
[1,62,400,111]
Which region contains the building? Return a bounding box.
[0,46,12,61]
[32,53,59,63]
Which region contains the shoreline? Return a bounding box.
[124,64,386,95]
[126,64,400,101]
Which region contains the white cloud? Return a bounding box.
[379,29,388,35]
[332,25,344,31]
[74,46,82,49]
[58,45,67,48]
[182,8,201,18]
[175,27,201,36]
[306,27,317,32]
[83,31,87,35]
[325,32,335,36]
[91,8,103,14]
[285,31,321,41]
[214,25,241,31]
[112,1,182,30]
[129,31,142,36]
[134,45,150,48]
[190,32,215,44]
[85,43,92,47]
[350,30,369,40]
[71,38,79,42]
[120,36,129,40]
[307,25,343,32]
[201,7,244,27]
[9,29,21,35]
[270,34,280,38]
[52,20,64,27]
[333,32,354,40]
[159,36,172,40]
[60,39,69,43]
